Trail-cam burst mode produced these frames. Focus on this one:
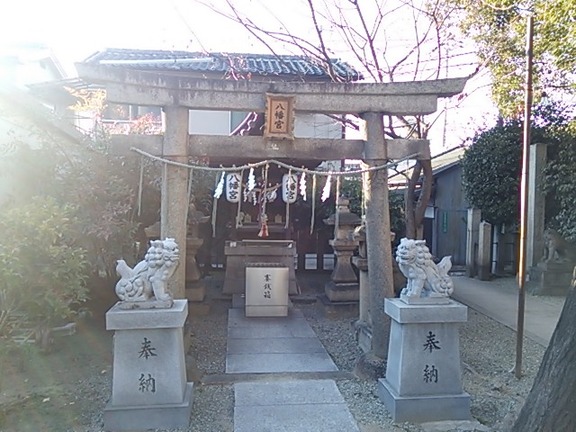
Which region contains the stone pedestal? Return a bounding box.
[466,209,481,278]
[529,261,574,296]
[104,300,194,431]
[325,239,360,301]
[477,221,492,281]
[378,299,470,423]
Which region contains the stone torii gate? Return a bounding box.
[76,63,466,358]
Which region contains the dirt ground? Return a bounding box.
[0,314,112,431]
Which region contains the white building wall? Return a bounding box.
[188,110,231,135]
[186,110,341,138]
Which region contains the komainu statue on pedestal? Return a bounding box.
[396,238,453,302]
[115,238,180,306]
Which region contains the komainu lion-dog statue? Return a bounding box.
[542,228,576,263]
[396,238,454,301]
[115,238,180,305]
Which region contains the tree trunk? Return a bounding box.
[404,159,433,240]
[511,286,576,431]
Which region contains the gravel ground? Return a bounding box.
[183,272,547,432]
[1,272,549,432]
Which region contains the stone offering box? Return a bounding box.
[223,240,298,295]
[104,300,193,431]
[245,264,289,317]
[379,298,470,423]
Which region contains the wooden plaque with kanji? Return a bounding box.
[264,94,295,139]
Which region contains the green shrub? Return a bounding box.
[0,197,88,335]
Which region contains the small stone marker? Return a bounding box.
[379,238,470,423]
[104,239,194,431]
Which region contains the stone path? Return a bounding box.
[451,276,564,346]
[226,307,360,432]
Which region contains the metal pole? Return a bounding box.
[515,14,534,379]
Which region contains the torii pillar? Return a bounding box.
[361,112,395,359]
[161,106,189,299]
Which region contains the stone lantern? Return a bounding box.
[323,197,362,302]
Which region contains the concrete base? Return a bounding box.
[378,379,470,423]
[104,382,194,431]
[324,281,359,302]
[529,262,573,296]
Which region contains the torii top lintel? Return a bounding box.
[76,64,467,116]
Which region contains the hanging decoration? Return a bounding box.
[283,170,297,229]
[244,187,257,205]
[258,214,269,237]
[132,147,413,178]
[258,164,270,238]
[266,188,278,202]
[361,171,368,220]
[335,175,341,233]
[214,171,225,199]
[247,167,256,191]
[131,147,415,239]
[226,172,242,203]
[299,171,307,201]
[321,174,332,202]
[211,174,221,237]
[282,172,298,204]
[310,174,317,235]
[137,155,144,217]
[235,169,245,228]
[185,167,194,225]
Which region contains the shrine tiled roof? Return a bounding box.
[82,48,362,81]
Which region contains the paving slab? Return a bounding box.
[228,307,303,326]
[227,352,338,373]
[227,322,317,339]
[234,380,360,432]
[235,379,345,406]
[227,337,326,354]
[226,307,337,374]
